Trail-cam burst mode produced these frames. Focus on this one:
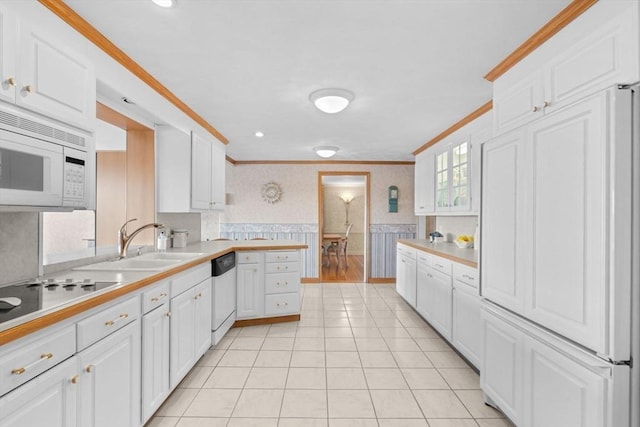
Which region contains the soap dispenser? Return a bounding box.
[157,231,168,252]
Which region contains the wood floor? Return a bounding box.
[321,255,365,282]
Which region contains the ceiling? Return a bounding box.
[65,0,571,161]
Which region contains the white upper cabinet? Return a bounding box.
[18,20,95,131]
[414,149,435,215]
[0,5,95,131]
[435,140,470,213]
[414,111,490,216]
[156,127,226,213]
[0,5,16,104]
[493,1,639,136]
[191,132,226,211]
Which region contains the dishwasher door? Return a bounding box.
[212,252,237,344]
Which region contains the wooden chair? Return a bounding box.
[324,223,353,268]
[251,237,267,240]
[340,223,353,267]
[213,238,230,241]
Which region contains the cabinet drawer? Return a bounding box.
[237,252,263,264]
[265,262,298,274]
[265,251,299,263]
[170,263,210,297]
[265,293,299,316]
[453,264,478,289]
[431,256,452,276]
[416,252,431,266]
[397,244,417,260]
[0,325,76,396]
[142,280,170,313]
[77,296,140,351]
[265,273,300,295]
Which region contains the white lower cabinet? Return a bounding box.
[236,258,265,319]
[141,304,170,424]
[452,282,482,368]
[77,320,141,427]
[236,250,301,320]
[0,356,78,427]
[425,267,452,341]
[170,278,212,389]
[482,302,629,427]
[396,244,417,307]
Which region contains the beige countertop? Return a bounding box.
[397,239,478,268]
[0,240,306,345]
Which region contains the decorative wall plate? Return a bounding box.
[261,182,283,204]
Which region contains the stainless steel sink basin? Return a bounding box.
[73,252,204,271]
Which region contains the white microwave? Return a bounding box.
[0,105,90,208]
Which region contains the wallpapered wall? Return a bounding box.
[220,163,417,278]
[222,163,416,225]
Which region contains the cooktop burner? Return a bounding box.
[0,279,118,325]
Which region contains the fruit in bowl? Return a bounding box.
[455,234,474,248]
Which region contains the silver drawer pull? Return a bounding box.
[276,302,289,307]
[276,281,288,286]
[11,353,54,375]
[194,292,203,300]
[152,292,168,302]
[277,256,289,260]
[427,273,433,278]
[462,274,474,280]
[277,266,288,270]
[435,263,444,268]
[105,313,128,326]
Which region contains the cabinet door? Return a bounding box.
[523,335,608,427]
[449,141,471,212]
[170,289,196,388]
[141,305,170,424]
[415,258,430,319]
[434,146,450,212]
[191,133,212,211]
[77,320,141,427]
[524,92,607,354]
[0,356,77,427]
[414,150,435,214]
[481,307,523,425]
[0,4,15,104]
[493,70,544,134]
[403,256,417,308]
[156,126,192,213]
[395,250,406,299]
[236,263,264,319]
[210,142,226,210]
[426,267,452,340]
[18,21,94,130]
[194,278,213,358]
[452,283,482,368]
[481,129,527,312]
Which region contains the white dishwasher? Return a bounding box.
[211,252,236,345]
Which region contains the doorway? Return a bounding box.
[318,172,370,283]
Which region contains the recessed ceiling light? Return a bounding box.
[309,88,354,114]
[313,146,339,158]
[255,131,264,138]
[152,0,176,8]
[121,96,136,105]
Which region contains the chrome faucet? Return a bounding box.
[118,218,165,259]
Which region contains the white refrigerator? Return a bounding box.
[480,84,639,427]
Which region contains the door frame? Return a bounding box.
[317,171,370,282]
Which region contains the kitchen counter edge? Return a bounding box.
[397,239,478,268]
[0,240,307,346]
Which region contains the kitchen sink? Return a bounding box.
[137,252,204,261]
[73,252,204,271]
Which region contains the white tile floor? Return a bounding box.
[147,283,514,427]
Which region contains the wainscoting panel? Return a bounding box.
[220,223,415,280]
[220,223,318,278]
[369,224,416,279]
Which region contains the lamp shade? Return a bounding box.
[309,89,354,114]
[313,146,339,158]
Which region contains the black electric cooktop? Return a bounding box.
[0,279,118,325]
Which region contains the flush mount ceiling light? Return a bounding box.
[255,131,264,138]
[152,0,176,8]
[309,88,354,114]
[313,146,339,158]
